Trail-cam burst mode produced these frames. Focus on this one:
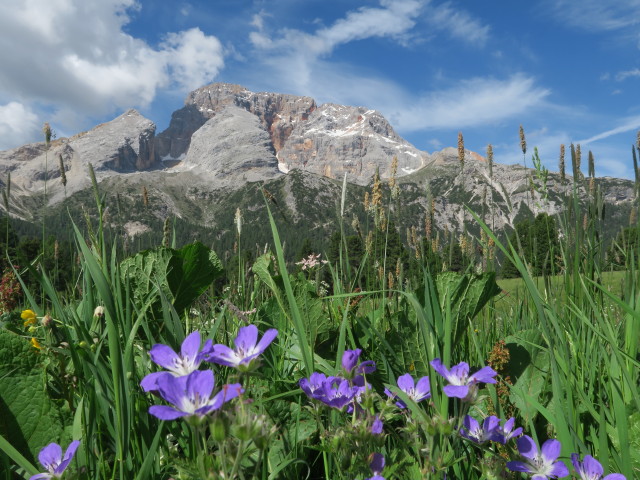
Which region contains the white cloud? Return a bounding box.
[424,1,490,46]
[251,0,424,56]
[578,115,640,144]
[0,102,41,150]
[392,75,550,131]
[161,29,225,92]
[0,0,224,149]
[544,0,640,32]
[616,68,640,81]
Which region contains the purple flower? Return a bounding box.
[342,348,376,375]
[494,417,523,444]
[321,377,359,409]
[149,370,243,421]
[299,372,330,400]
[30,440,80,480]
[388,373,431,408]
[140,331,214,392]
[430,358,497,400]
[371,416,383,435]
[570,454,626,480]
[460,415,501,444]
[299,373,358,410]
[208,325,277,371]
[506,436,569,479]
[366,453,385,480]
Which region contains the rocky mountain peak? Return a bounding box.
[156,82,316,161]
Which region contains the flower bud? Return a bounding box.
[94,306,105,318]
[210,416,228,442]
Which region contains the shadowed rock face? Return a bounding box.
[0,109,156,205]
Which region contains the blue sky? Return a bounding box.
[1,0,639,178]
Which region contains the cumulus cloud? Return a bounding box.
[0,0,224,148]
[0,102,41,150]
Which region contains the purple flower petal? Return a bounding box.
[149,405,188,420]
[549,460,569,477]
[540,439,562,463]
[357,360,376,374]
[149,343,181,371]
[235,325,258,352]
[342,349,362,372]
[430,358,449,379]
[186,370,215,404]
[180,331,202,361]
[603,475,627,480]
[371,416,383,434]
[140,371,171,393]
[506,460,533,473]
[397,373,415,392]
[38,443,62,471]
[55,440,80,474]
[155,373,189,408]
[414,376,431,401]
[443,384,469,398]
[254,328,278,355]
[470,365,498,384]
[516,436,539,460]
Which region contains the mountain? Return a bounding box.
[0,82,635,257]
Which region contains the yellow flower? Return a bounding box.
[30,337,42,350]
[21,309,37,326]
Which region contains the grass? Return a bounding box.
[0,141,639,479]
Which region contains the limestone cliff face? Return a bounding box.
[276,103,427,185]
[155,83,316,162]
[177,105,281,185]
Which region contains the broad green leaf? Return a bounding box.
[0,330,72,465]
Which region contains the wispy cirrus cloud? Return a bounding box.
[542,0,640,32]
[391,74,550,131]
[250,0,424,56]
[615,68,640,81]
[423,1,490,47]
[578,115,640,144]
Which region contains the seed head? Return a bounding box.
[519,125,527,155]
[486,144,493,177]
[457,132,465,170]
